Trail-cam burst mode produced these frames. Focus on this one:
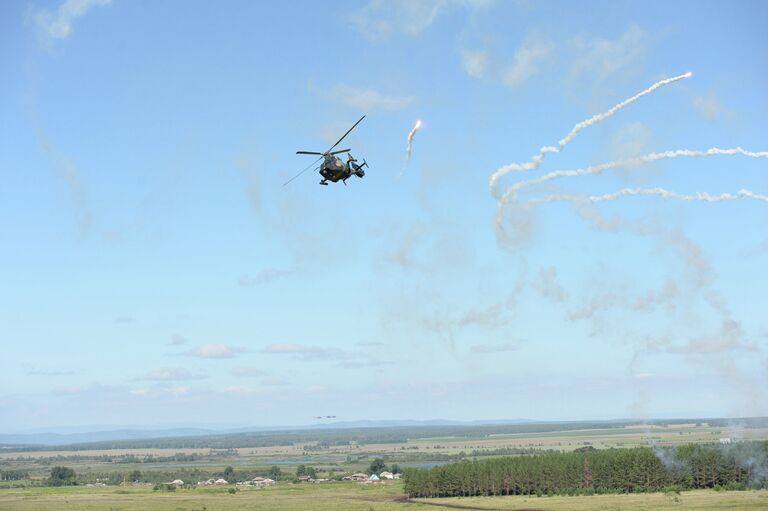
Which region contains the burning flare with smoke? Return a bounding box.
[406,119,423,162]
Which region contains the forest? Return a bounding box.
[403,442,768,498]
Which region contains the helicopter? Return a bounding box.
[284,115,369,187]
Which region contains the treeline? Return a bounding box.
[6,418,767,453]
[403,442,768,498]
[2,422,624,452]
[0,470,29,481]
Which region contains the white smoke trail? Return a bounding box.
[494,147,768,236]
[489,72,693,196]
[501,147,768,204]
[531,187,768,205]
[406,119,423,162]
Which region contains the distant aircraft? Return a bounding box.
[285,115,369,186]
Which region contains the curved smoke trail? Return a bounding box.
[489,72,693,197]
[494,147,768,236]
[506,147,768,197]
[531,187,768,205]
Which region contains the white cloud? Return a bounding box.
[502,34,555,88]
[570,25,649,83]
[222,385,266,396]
[230,367,265,377]
[34,0,111,40]
[326,84,414,112]
[461,50,490,79]
[167,386,190,396]
[262,343,348,361]
[185,343,246,359]
[461,33,554,89]
[349,0,492,41]
[140,367,207,381]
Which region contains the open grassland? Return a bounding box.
[0,483,766,511]
[4,424,766,466]
[3,423,768,486]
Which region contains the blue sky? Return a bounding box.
[1,0,767,432]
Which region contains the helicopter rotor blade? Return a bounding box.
[282,156,322,187]
[326,115,365,153]
[296,151,324,155]
[330,149,350,155]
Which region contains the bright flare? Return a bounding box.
[406,119,423,162]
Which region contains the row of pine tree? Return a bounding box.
[403,442,768,498]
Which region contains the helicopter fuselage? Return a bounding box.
[319,154,347,183]
[318,154,366,185]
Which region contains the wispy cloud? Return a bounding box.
[349,0,492,41]
[262,343,348,361]
[28,368,76,376]
[33,0,111,40]
[262,342,389,367]
[238,268,296,287]
[140,368,207,381]
[461,50,490,79]
[222,385,267,396]
[237,153,261,213]
[569,25,649,83]
[470,342,518,353]
[262,377,289,386]
[185,343,247,359]
[692,91,731,121]
[114,315,134,324]
[230,367,265,377]
[534,266,569,303]
[168,334,188,346]
[502,34,555,88]
[35,129,94,237]
[325,84,414,112]
[462,32,554,89]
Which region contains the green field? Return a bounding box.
[2,422,766,510]
[1,483,767,510]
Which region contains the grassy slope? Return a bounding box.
[1,483,767,511]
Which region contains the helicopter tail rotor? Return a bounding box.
[354,159,367,178]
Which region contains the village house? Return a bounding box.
[342,473,368,482]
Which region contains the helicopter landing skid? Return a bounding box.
[319,180,328,186]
